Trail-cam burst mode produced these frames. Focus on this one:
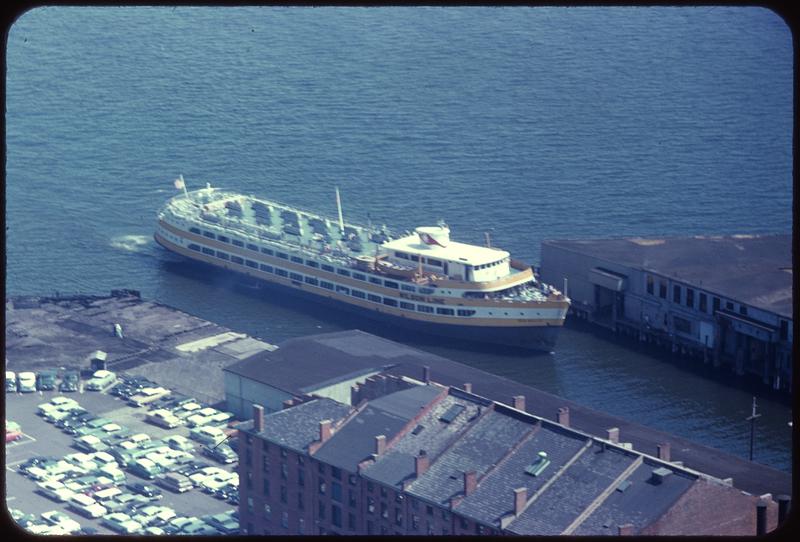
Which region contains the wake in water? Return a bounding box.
[110,234,152,252]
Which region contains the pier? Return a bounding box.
[539,234,792,393]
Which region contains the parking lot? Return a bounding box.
[6,373,239,535]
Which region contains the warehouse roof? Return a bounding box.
[250,397,352,454]
[542,234,792,318]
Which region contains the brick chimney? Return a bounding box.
[607,427,620,444]
[756,502,767,535]
[252,404,264,433]
[657,442,671,462]
[319,419,332,443]
[512,395,525,411]
[415,450,429,478]
[463,383,472,393]
[513,487,527,516]
[375,434,387,455]
[423,366,431,384]
[777,495,791,526]
[464,471,477,496]
[618,524,634,536]
[558,407,570,427]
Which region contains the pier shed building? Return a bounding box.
[539,234,792,392]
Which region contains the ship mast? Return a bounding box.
[335,186,345,236]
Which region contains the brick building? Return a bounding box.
[237,376,781,536]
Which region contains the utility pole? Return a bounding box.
[746,396,761,461]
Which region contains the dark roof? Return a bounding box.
[254,398,352,453]
[223,330,397,394]
[543,234,792,317]
[313,385,443,472]
[362,392,484,488]
[507,442,640,535]
[574,459,696,535]
[407,409,532,505]
[454,423,591,526]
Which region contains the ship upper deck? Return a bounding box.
[383,233,510,267]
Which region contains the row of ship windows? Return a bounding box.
[187,229,435,295]
[187,243,474,317]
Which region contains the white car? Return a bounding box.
[50,396,79,408]
[6,370,17,392]
[189,425,226,446]
[17,371,36,393]
[36,480,76,502]
[102,512,143,534]
[89,450,117,466]
[68,493,107,519]
[37,402,60,416]
[40,510,81,534]
[133,505,176,527]
[165,435,194,452]
[146,409,182,429]
[201,471,237,493]
[85,370,116,391]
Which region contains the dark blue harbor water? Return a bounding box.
[6,7,792,472]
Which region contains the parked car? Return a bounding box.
[59,369,80,392]
[74,434,109,453]
[17,371,36,393]
[6,370,17,392]
[128,458,163,480]
[146,409,182,429]
[104,492,150,513]
[129,386,171,407]
[57,411,94,430]
[45,405,87,423]
[68,493,107,519]
[36,369,57,391]
[6,420,23,442]
[157,472,193,493]
[189,425,226,446]
[165,435,194,452]
[85,370,116,391]
[72,418,113,436]
[126,481,163,500]
[36,480,76,502]
[202,443,237,464]
[40,510,82,534]
[102,512,143,534]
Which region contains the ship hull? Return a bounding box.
[156,234,561,352]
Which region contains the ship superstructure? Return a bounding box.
[155,183,570,350]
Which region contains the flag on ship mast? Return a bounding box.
[174,175,189,198]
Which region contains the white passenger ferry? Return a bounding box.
[154,179,570,350]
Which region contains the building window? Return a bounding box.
[263,478,270,496]
[395,509,403,527]
[381,503,388,519]
[739,305,748,316]
[306,260,319,268]
[457,309,476,317]
[411,498,418,511]
[348,513,356,530]
[319,500,326,520]
[380,487,387,499]
[348,474,357,486]
[367,482,374,493]
[298,468,305,486]
[348,489,357,508]
[686,288,694,308]
[319,463,326,475]
[674,316,691,334]
[713,297,720,312]
[460,517,468,529]
[319,481,326,495]
[247,243,258,251]
[367,497,375,514]
[260,263,274,273]
[216,251,229,260]
[352,289,366,299]
[337,269,351,277]
[659,281,667,299]
[289,272,303,281]
[367,294,381,303]
[202,247,215,256]
[673,284,681,304]
[369,277,383,285]
[417,305,434,314]
[203,230,215,239]
[400,301,416,310]
[332,505,342,528]
[281,463,288,480]
[332,481,342,502]
[263,503,271,521]
[426,505,433,516]
[298,492,304,510]
[291,256,303,264]
[277,252,288,259]
[281,511,289,529]
[384,280,399,289]
[246,471,253,489]
[245,448,252,466]
[298,518,305,534]
[780,320,788,341]
[646,275,654,295]
[280,485,287,504]
[304,276,318,286]
[275,268,288,277]
[412,515,419,530]
[321,281,334,290]
[726,301,734,311]
[441,510,450,521]
[247,497,254,513]
[699,293,707,313]
[262,453,270,471]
